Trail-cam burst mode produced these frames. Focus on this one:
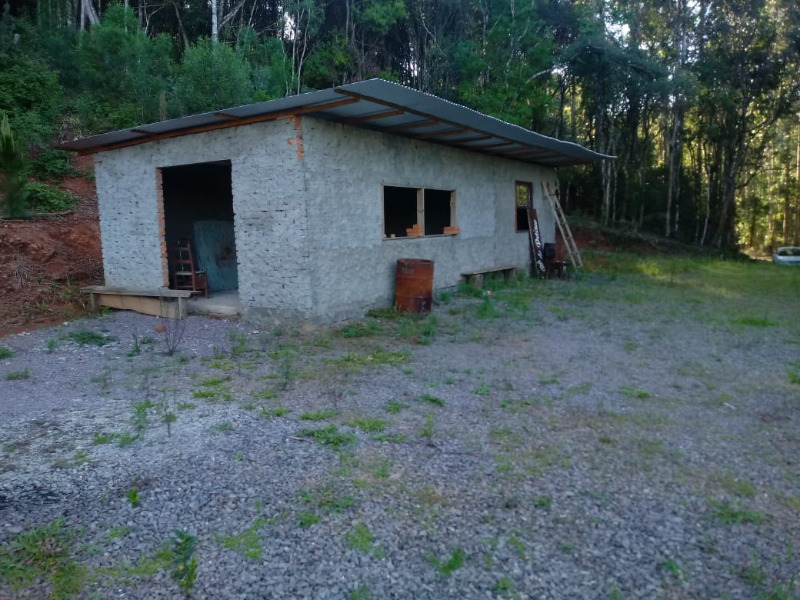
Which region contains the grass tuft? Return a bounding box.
[298,425,356,449]
[345,523,375,553]
[347,418,387,433]
[66,331,115,346]
[329,348,409,367]
[427,547,466,576]
[0,519,86,598]
[300,409,338,421]
[338,322,380,338]
[6,369,30,381]
[386,400,407,413]
[731,316,777,327]
[419,393,445,406]
[709,499,767,525]
[219,518,265,560]
[297,511,321,527]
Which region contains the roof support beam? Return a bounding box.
[413,127,471,140]
[335,88,545,156]
[454,135,494,145]
[477,141,516,150]
[344,109,404,123]
[383,119,438,132]
[498,146,550,156]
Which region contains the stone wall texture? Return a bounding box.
[300,118,556,322]
[93,116,557,324]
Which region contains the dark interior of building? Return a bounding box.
[423,189,452,235]
[383,186,418,237]
[384,186,453,237]
[161,161,238,292]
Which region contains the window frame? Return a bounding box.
[515,181,532,232]
[382,185,457,239]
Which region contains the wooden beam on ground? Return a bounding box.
[91,294,186,319]
[82,286,193,319]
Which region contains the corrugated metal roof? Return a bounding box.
[59,79,612,167]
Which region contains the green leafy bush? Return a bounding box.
[175,38,252,115]
[77,6,174,129]
[30,149,79,181]
[25,182,79,213]
[0,114,28,218]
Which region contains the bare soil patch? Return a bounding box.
[0,155,102,337]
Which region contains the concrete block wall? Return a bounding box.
[300,118,557,322]
[93,155,165,289]
[93,119,314,321]
[93,115,557,325]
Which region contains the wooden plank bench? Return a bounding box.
[82,286,193,319]
[462,266,518,289]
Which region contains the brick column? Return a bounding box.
[155,168,170,287]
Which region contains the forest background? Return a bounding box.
[1,0,800,252]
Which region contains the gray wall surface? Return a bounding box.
[300,118,556,322]
[93,116,556,324]
[93,119,315,321]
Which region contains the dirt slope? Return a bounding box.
[0,156,102,337]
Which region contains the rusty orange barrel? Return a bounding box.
[395,258,434,313]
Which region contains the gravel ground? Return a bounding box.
[1,261,799,599]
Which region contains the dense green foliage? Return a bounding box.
[0,0,798,249]
[0,114,28,218]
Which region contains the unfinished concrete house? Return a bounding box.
[61,79,607,324]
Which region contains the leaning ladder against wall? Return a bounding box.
[542,181,583,270]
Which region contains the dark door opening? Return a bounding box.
[161,161,238,293]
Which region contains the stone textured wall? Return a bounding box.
[300,118,556,322]
[93,119,313,322]
[93,115,557,324]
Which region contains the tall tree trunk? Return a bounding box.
[784,161,791,244]
[81,0,98,27]
[665,0,689,238]
[795,124,800,245]
[713,98,750,249]
[666,104,684,237]
[211,0,218,41]
[173,0,189,50]
[700,145,712,246]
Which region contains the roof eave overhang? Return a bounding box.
[58,79,613,167]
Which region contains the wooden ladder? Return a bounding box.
[542,181,583,270]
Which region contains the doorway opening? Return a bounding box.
[160,161,239,297]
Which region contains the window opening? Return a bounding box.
[383,185,455,238]
[383,186,418,238]
[516,181,532,231]
[424,189,452,235]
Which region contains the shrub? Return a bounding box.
[29,149,79,181]
[0,114,28,219]
[175,38,252,115]
[25,182,79,213]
